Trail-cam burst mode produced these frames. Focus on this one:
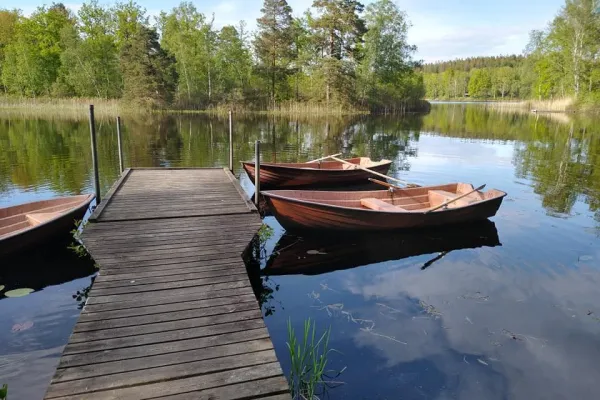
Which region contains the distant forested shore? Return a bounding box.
[0,0,427,114]
[420,0,600,112]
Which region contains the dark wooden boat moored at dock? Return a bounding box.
[242,157,392,188]
[262,183,506,231]
[0,194,94,256]
[263,220,500,276]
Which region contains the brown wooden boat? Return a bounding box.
[262,183,506,231]
[0,194,94,256]
[242,157,392,188]
[262,220,500,276]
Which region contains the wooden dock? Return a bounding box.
[44,168,290,400]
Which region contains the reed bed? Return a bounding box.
[0,96,122,119]
[485,97,574,112]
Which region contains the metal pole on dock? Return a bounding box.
[254,140,260,204]
[89,105,101,204]
[116,116,124,173]
[228,110,234,172]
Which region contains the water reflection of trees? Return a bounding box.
[0,113,423,197]
[3,106,599,225]
[423,104,600,222]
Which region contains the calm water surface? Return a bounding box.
[1,104,600,399]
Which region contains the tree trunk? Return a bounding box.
[207,63,212,103]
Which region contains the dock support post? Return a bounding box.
[254,140,260,204]
[89,105,101,204]
[116,116,124,173]
[228,110,233,172]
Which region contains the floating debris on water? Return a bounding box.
[361,328,407,345]
[501,329,548,346]
[477,358,489,366]
[419,300,443,318]
[11,321,34,333]
[465,316,474,324]
[320,282,339,293]
[460,291,489,302]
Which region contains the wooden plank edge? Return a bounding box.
[130,167,225,170]
[88,168,132,222]
[92,210,255,223]
[224,167,258,213]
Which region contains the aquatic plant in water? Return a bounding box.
[286,318,343,399]
[4,288,34,298]
[68,219,89,257]
[0,383,7,400]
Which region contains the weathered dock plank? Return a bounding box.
[44,168,289,400]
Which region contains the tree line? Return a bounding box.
[421,0,600,104]
[0,0,426,112]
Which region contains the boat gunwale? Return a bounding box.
[261,187,507,215]
[0,194,95,241]
[241,159,393,172]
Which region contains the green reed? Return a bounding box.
[287,318,342,400]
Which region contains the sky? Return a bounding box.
[9,0,566,63]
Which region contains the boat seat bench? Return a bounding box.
[361,198,407,212]
[26,212,62,226]
[428,189,479,208]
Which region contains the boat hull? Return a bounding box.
[262,190,505,231]
[0,195,94,257]
[242,160,392,188]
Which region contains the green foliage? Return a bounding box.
[0,383,7,400]
[422,0,600,103]
[120,25,177,108]
[254,0,294,108]
[0,0,426,112]
[2,4,74,96]
[358,0,423,111]
[310,0,366,105]
[258,223,275,243]
[468,68,492,98]
[68,219,90,257]
[56,0,122,98]
[287,318,342,399]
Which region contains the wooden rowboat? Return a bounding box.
[0,194,94,256]
[242,157,392,188]
[263,220,500,276]
[262,183,506,231]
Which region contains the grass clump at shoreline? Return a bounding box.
[287,318,344,399]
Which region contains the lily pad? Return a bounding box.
[4,288,34,298]
[0,285,4,292]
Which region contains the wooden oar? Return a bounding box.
[369,178,421,189]
[325,155,413,186]
[306,153,342,163]
[425,184,486,213]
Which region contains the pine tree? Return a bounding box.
[310,0,366,104]
[120,25,177,108]
[254,0,294,108]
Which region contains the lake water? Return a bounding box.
[1,104,600,399]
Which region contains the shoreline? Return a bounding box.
[0,97,431,119]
